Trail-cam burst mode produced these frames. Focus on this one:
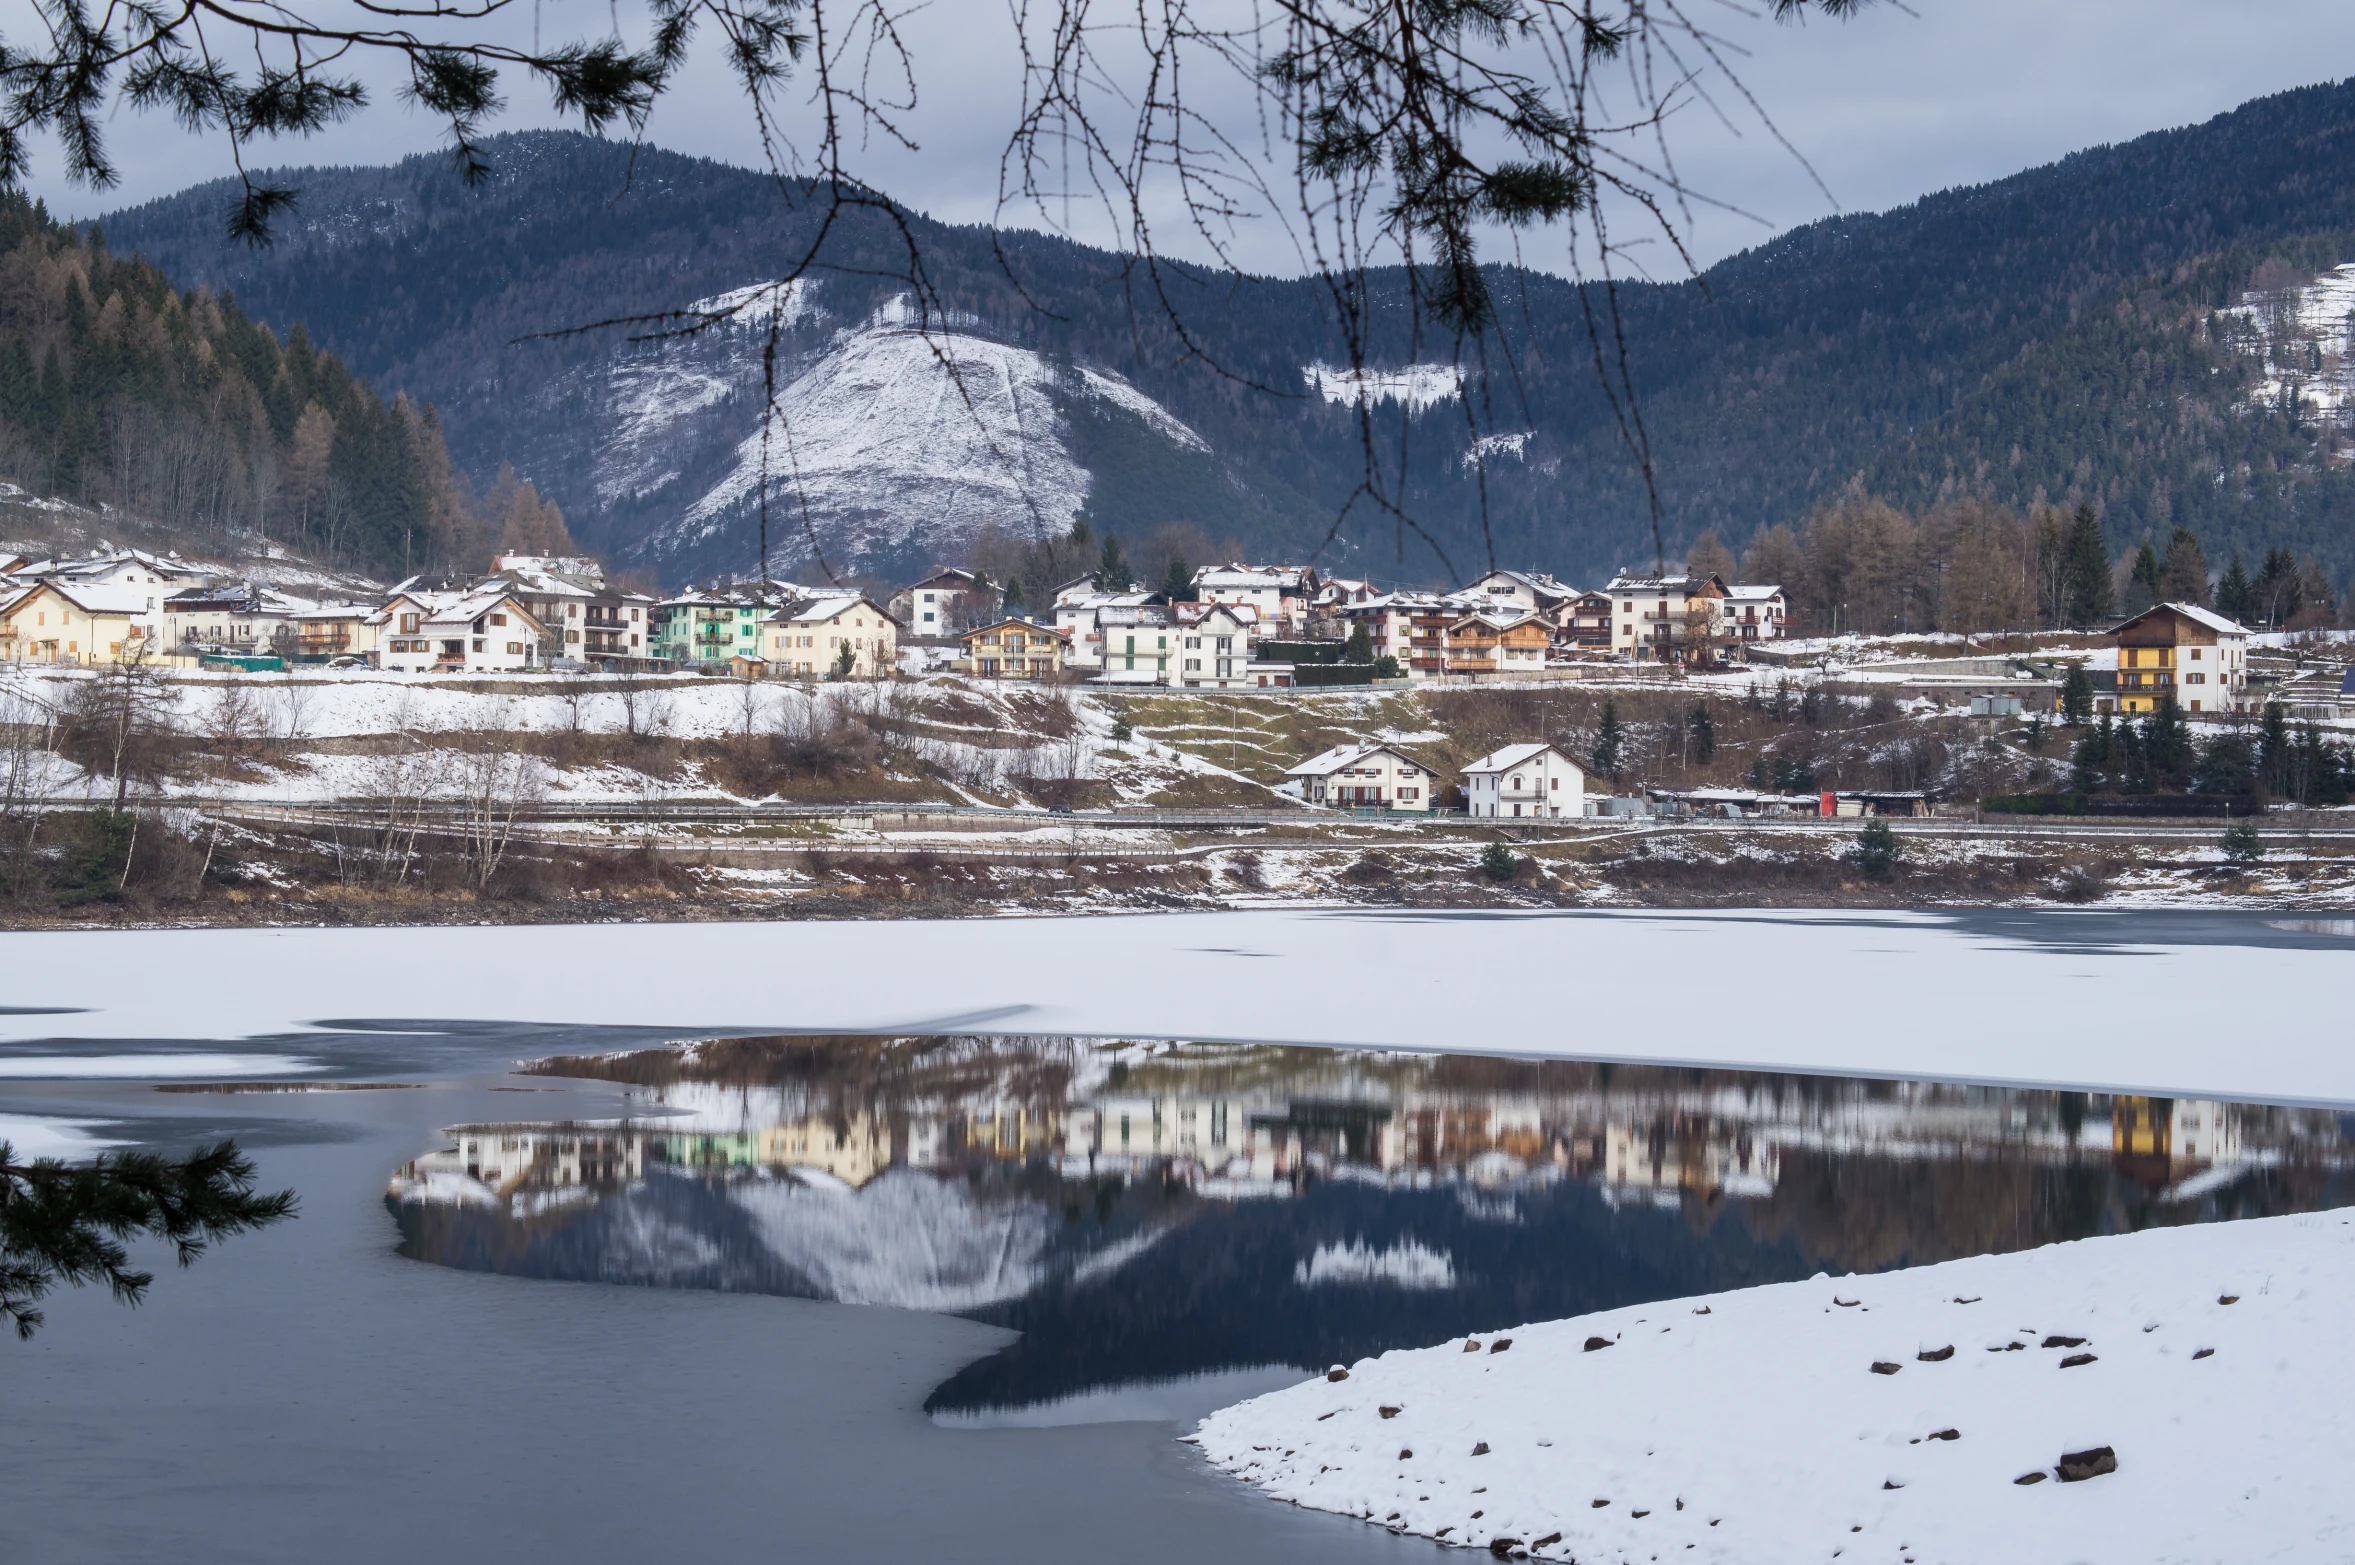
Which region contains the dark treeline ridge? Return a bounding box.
[93,79,2355,589]
[0,195,496,574]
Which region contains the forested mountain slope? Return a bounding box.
[96,79,2355,589]
[0,196,467,576]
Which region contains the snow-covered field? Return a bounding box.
[1192,1210,2354,1563]
[2,910,2352,1107]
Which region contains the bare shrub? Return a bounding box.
[202,682,268,767]
[56,659,181,808]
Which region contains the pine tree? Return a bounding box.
[1002,576,1027,613]
[2062,504,2114,627]
[2,1138,296,1338]
[2068,719,2110,794]
[1590,700,1625,781]
[1853,818,1901,880]
[2258,548,2302,628]
[1343,622,1374,662]
[1160,554,1192,602]
[2159,527,2210,606]
[1687,704,1716,764]
[2060,663,2094,726]
[2216,553,2258,625]
[1093,533,1131,592]
[2258,701,2293,797]
[2122,539,2164,614]
[2141,696,2193,789]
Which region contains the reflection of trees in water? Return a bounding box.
[1734,1150,2355,1279]
[526,1032,1085,1124]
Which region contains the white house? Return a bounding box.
[1466,569,1578,625]
[13,548,217,643]
[1193,565,1314,634]
[1054,590,1162,673]
[1284,742,1435,811]
[1723,583,1786,643]
[1178,602,1261,687]
[1463,742,1586,819]
[1093,603,1180,684]
[378,587,550,673]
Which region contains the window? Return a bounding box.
[507,642,524,655]
[489,612,507,626]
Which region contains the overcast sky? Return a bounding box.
[32,1,2355,277]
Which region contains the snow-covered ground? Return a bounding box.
[2220,261,2355,425]
[2,910,2352,1107]
[1192,1210,2354,1563]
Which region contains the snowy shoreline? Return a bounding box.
[1190,1212,2353,1563]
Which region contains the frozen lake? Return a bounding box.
[1,909,2350,1562]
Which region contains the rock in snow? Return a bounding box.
[1190,1212,2355,1563]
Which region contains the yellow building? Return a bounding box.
[0,581,152,664]
[2110,602,2250,715]
[762,593,900,678]
[1443,610,1552,678]
[960,619,1070,679]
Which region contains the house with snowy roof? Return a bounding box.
[1284,742,1435,811]
[890,567,998,635]
[1193,564,1318,634]
[1723,583,1787,644]
[1463,742,1586,820]
[482,558,655,666]
[1054,590,1163,674]
[378,587,551,673]
[1466,569,1579,624]
[0,579,154,664]
[2108,602,2251,715]
[1444,609,1552,679]
[762,593,898,678]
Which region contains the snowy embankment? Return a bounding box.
[1192,1212,2353,1563]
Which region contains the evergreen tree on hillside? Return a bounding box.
[0,195,449,574]
[2142,696,2194,789]
[1161,555,1194,602]
[1687,704,1716,764]
[2123,539,2164,615]
[2159,527,2210,606]
[1591,701,1625,782]
[2060,663,2095,727]
[2216,552,2258,624]
[2259,701,2294,797]
[2258,548,2302,628]
[1093,533,1132,592]
[2063,506,2115,627]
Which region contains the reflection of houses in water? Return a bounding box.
[2111,1097,2245,1187]
[393,1047,2298,1224]
[1602,1118,1778,1203]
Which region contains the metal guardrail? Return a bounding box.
[26,795,2355,840]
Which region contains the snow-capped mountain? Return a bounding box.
[591,283,1209,576]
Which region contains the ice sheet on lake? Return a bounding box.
[2,910,2352,1105]
[0,1052,318,1079]
[0,1112,120,1158]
